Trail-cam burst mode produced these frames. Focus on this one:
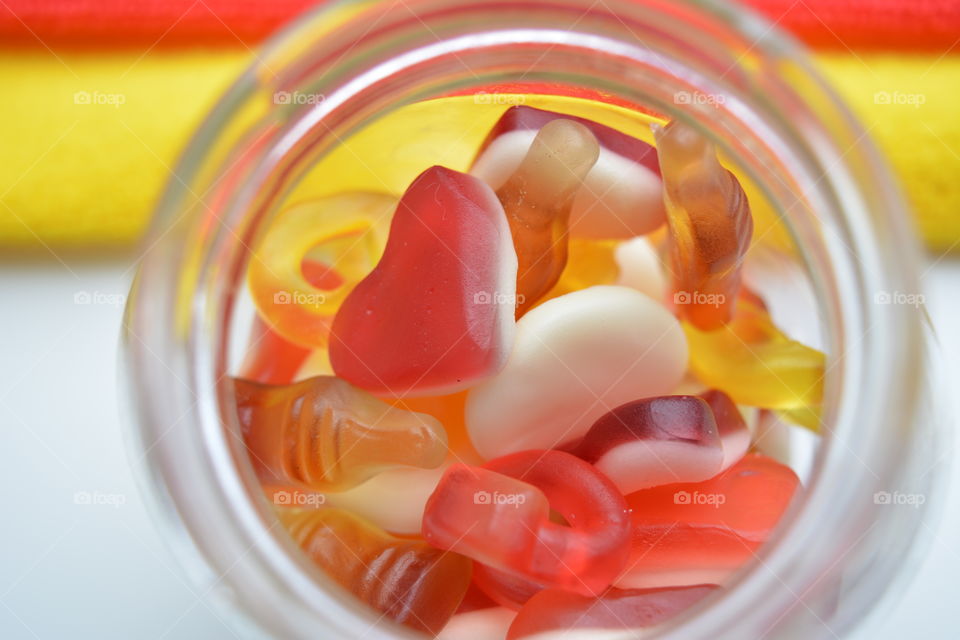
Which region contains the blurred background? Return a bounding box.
[0,0,957,638]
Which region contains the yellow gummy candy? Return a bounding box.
[247,192,396,349]
[684,295,825,431]
[537,238,620,306]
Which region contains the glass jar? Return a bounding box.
[121,0,945,638]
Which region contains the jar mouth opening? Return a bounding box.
[124,1,931,638]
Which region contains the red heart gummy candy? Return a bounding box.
[330,166,517,397]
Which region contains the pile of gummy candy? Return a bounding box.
[235,105,826,638]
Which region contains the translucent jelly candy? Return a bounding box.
[653,120,753,330]
[472,564,547,610]
[390,391,484,465]
[537,235,671,312]
[494,119,600,315]
[570,395,724,494]
[467,286,687,460]
[234,376,447,492]
[240,316,311,385]
[247,192,395,348]
[699,389,751,470]
[538,238,620,305]
[280,508,471,635]
[422,450,631,596]
[507,585,717,639]
[684,292,825,430]
[472,105,665,239]
[456,581,500,614]
[329,166,517,397]
[617,454,799,589]
[296,346,334,380]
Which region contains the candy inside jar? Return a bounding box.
[228,94,824,638]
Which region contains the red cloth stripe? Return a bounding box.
[0,0,957,51]
[742,0,960,51]
[0,0,318,47]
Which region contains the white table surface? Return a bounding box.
[1,254,957,639]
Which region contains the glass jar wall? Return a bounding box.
[122,1,943,638]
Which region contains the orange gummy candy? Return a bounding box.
[389,391,483,465]
[234,376,448,492]
[240,316,312,385]
[653,120,753,330]
[496,119,600,316]
[280,508,472,634]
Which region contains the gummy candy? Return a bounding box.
[752,409,793,463]
[777,404,822,432]
[672,373,709,396]
[567,384,750,480]
[323,465,447,535]
[466,286,687,460]
[234,376,448,492]
[295,346,335,380]
[247,192,395,348]
[684,293,825,430]
[615,236,668,302]
[472,105,665,239]
[390,391,484,465]
[653,120,753,330]
[280,508,471,635]
[472,564,547,610]
[506,584,717,639]
[423,464,552,581]
[263,466,444,536]
[538,238,620,305]
[329,166,517,397]
[235,100,812,634]
[617,454,799,589]
[240,316,311,385]
[570,395,724,494]
[493,119,600,315]
[422,450,631,596]
[699,389,751,470]
[456,581,500,614]
[439,607,517,640]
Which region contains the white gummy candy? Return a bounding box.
[466,286,688,460]
[437,607,516,640]
[615,236,667,302]
[323,465,446,535]
[472,129,665,239]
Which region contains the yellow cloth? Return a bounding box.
[815,54,960,254]
[0,49,957,251]
[0,50,248,246]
